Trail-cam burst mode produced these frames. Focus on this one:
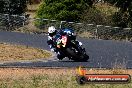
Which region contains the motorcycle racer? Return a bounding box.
[47,26,66,60]
[47,26,83,60]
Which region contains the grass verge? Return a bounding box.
[0,68,131,88]
[0,43,52,62]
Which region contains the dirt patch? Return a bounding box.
[0,68,131,88]
[0,68,131,79]
[0,43,52,62]
[0,68,75,79]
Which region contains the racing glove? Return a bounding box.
[79,42,82,46]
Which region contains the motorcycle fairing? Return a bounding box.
[61,36,67,47]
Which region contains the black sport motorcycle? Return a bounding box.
[53,28,89,62]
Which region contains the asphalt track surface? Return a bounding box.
[0,31,132,68]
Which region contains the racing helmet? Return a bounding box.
[48,26,57,36]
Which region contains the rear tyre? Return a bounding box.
[81,54,89,62]
[66,47,88,62]
[66,48,78,58]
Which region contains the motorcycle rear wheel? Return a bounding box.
[66,47,88,62]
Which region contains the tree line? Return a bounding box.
[37,0,132,28]
[104,0,132,28]
[0,0,132,28]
